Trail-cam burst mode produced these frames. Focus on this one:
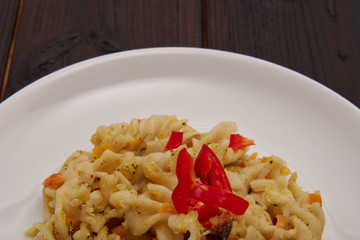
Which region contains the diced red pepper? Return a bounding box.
[228,134,255,152]
[164,131,183,151]
[194,144,232,191]
[190,184,249,215]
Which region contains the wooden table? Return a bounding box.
[1,0,359,108]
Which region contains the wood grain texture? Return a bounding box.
[3,0,202,99]
[0,0,20,98]
[204,0,360,107]
[1,0,359,107]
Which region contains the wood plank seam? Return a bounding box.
[0,0,23,102]
[201,0,209,48]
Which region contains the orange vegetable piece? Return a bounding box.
[159,203,177,214]
[280,165,291,176]
[250,152,258,160]
[261,156,274,163]
[93,142,113,158]
[129,137,141,145]
[239,161,246,168]
[43,173,65,189]
[113,226,126,236]
[309,192,322,207]
[65,216,72,227]
[275,215,288,229]
[158,133,167,139]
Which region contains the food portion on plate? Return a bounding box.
[26,115,325,240]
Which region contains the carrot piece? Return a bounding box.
[43,173,65,189]
[308,192,322,207]
[129,137,141,146]
[275,215,288,229]
[239,161,246,168]
[261,156,274,163]
[280,165,291,176]
[250,152,258,160]
[158,133,167,139]
[93,142,113,158]
[169,119,177,124]
[159,203,177,214]
[113,226,125,236]
[65,216,72,227]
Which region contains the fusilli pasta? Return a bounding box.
[26,115,324,240]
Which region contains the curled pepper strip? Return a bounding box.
[171,149,219,221]
[228,133,255,152]
[196,204,220,228]
[190,184,249,215]
[171,148,198,214]
[164,131,183,151]
[171,149,221,227]
[172,147,249,229]
[194,144,232,191]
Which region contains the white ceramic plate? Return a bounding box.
[0,47,359,239]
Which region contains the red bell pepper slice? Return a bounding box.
[172,147,249,229]
[228,133,254,152]
[164,131,183,151]
[194,144,232,191]
[171,149,221,228]
[196,204,220,229]
[190,184,249,215]
[171,148,195,213]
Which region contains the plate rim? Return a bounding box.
[1,47,359,239]
[1,47,359,114]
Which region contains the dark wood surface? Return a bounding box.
[1,0,359,108]
[0,0,20,98]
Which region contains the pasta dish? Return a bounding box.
[26,115,325,239]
